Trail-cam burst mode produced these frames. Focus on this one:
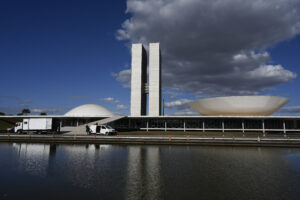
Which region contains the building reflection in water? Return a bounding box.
[10,142,163,198]
[7,143,300,199]
[58,144,113,189]
[11,143,114,190]
[12,143,52,177]
[125,146,162,200]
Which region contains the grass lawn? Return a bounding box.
[0,119,15,130]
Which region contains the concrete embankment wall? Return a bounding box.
[1,134,300,147]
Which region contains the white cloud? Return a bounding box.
[31,108,60,114]
[101,97,121,104]
[111,69,131,88]
[102,97,128,111]
[278,106,300,115]
[164,99,192,110]
[102,97,115,102]
[31,108,44,113]
[117,104,127,110]
[116,0,300,96]
[164,89,183,99]
[248,65,297,82]
[170,108,199,116]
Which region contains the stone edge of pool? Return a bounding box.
[1,134,300,147]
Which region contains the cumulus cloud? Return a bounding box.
[102,97,114,102]
[31,108,60,114]
[111,70,131,88]
[164,99,192,110]
[116,0,300,96]
[278,106,300,115]
[102,97,128,111]
[164,89,183,99]
[164,99,199,115]
[101,97,121,104]
[117,104,127,110]
[170,109,199,116]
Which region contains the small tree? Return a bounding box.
[17,113,23,116]
[22,109,31,115]
[0,112,5,116]
[40,112,47,116]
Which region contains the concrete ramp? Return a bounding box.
[92,115,125,125]
[61,116,125,135]
[60,126,86,135]
[76,115,125,127]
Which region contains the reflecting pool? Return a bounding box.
[1,143,300,200]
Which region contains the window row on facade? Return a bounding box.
[111,118,300,130]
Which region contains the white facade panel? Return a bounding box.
[130,44,147,116]
[148,43,161,116]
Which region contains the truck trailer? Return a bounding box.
[14,118,58,134]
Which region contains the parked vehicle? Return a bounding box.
[88,125,116,135]
[14,118,54,134]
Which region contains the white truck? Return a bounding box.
[88,125,116,135]
[15,118,53,134]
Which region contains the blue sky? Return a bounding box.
[0,0,131,114]
[1,0,300,115]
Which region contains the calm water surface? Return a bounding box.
[1,143,300,200]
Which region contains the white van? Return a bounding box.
[88,125,116,135]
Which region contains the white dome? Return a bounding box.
[188,96,289,116]
[64,104,115,117]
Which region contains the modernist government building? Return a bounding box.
[1,43,300,135]
[110,43,300,135]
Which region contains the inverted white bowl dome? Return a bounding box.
[188,96,289,116]
[64,104,114,117]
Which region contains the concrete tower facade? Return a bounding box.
[148,43,161,116]
[130,44,147,116]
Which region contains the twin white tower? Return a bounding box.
[130,43,161,117]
